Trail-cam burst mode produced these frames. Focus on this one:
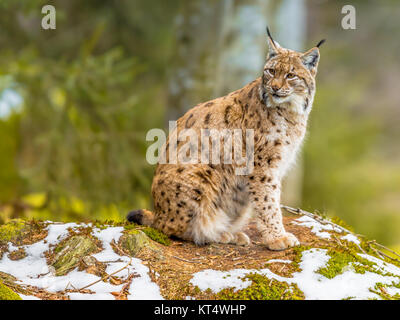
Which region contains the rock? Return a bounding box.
[78,255,106,277]
[119,230,158,256]
[51,235,98,276]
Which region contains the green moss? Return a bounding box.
[124,224,170,246]
[0,219,27,243]
[216,273,304,300]
[0,281,22,300]
[142,227,170,246]
[123,223,137,231]
[288,245,312,275]
[317,248,376,279]
[330,216,354,233]
[262,245,311,278]
[92,220,124,230]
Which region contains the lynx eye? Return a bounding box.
[266,68,275,76]
[286,73,296,79]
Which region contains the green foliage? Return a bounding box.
[9,48,156,209]
[301,1,400,247]
[0,76,24,202]
[0,1,183,220]
[302,78,400,245]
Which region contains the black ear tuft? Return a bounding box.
[266,26,277,46]
[266,26,273,40]
[316,39,326,48]
[265,26,281,58]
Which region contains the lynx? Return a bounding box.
[128,29,325,251]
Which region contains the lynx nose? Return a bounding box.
[271,85,280,92]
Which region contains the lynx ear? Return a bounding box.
[301,47,320,74]
[266,27,281,59]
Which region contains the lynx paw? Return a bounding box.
[218,232,235,244]
[265,232,300,251]
[233,232,251,246]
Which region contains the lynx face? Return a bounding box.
[260,30,324,114]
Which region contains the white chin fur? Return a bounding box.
[268,93,308,115]
[271,95,291,104]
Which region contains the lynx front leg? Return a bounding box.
[248,173,299,250]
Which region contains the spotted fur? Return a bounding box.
[128,30,323,250]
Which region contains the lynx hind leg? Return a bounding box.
[187,201,252,246]
[229,204,253,246]
[187,207,232,245]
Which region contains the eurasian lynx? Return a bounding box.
[128,29,324,251]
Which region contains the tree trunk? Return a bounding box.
[274,0,306,206]
[166,0,226,123]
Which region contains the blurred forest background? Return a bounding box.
[0,0,399,249]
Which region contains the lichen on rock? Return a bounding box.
[51,235,99,276]
[119,229,158,256]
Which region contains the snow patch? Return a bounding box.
[0,222,163,300]
[190,248,400,300]
[265,259,292,264]
[359,253,400,277]
[341,234,361,245]
[292,216,342,240]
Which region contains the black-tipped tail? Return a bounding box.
[126,209,154,226]
[127,209,144,224]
